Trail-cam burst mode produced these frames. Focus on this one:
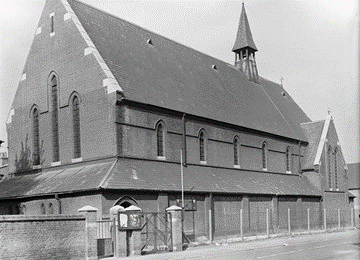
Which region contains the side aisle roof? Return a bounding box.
[68,0,310,142]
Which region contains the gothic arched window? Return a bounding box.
[334,147,338,190]
[72,96,81,159]
[51,75,59,162]
[32,108,40,166]
[234,137,240,167]
[328,146,332,189]
[199,130,206,162]
[156,122,165,157]
[262,142,267,170]
[286,146,291,173]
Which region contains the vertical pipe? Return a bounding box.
[240,208,243,240]
[154,213,157,252]
[338,209,341,229]
[288,208,291,235]
[224,207,228,243]
[209,209,213,243]
[266,209,269,238]
[182,114,186,165]
[180,149,184,209]
[298,141,302,175]
[351,208,354,227]
[307,208,310,233]
[324,209,327,230]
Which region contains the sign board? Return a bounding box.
[118,211,142,230]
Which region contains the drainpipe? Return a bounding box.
[182,113,187,166]
[298,141,302,176]
[55,194,61,214]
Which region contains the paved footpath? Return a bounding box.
[104,228,359,260]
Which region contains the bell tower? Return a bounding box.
[232,3,259,83]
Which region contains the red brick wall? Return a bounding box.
[7,0,116,173]
[119,104,303,175]
[0,215,86,260]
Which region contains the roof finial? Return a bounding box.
[280,76,284,87]
[327,107,331,115]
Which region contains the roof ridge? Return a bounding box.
[301,119,325,125]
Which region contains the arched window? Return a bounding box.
[48,203,53,214]
[51,75,59,162]
[41,203,46,214]
[156,123,165,157]
[334,147,338,190]
[32,108,40,166]
[234,137,239,167]
[262,142,267,170]
[199,130,206,162]
[286,146,291,173]
[72,96,81,159]
[328,145,332,189]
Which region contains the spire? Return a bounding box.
[232,3,259,83]
[232,3,257,53]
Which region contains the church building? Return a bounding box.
[0,0,353,240]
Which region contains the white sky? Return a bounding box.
[0,0,359,162]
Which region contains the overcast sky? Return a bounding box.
[0,0,359,162]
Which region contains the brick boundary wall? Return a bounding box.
[0,214,88,260]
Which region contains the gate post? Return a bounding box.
[110,205,126,258]
[125,205,142,256]
[78,206,98,260]
[166,205,183,252]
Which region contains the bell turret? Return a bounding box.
[232,3,259,83]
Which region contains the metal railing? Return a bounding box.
[211,207,355,241]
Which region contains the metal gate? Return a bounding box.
[141,212,173,254]
[96,218,115,258]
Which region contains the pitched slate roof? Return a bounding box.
[232,3,258,52]
[348,162,360,189]
[101,158,321,196]
[67,0,309,142]
[300,120,325,170]
[0,159,115,199]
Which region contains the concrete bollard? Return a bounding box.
[109,205,126,258]
[78,206,98,260]
[166,205,183,251]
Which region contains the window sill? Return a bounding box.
[233,165,240,169]
[50,32,55,37]
[72,157,83,163]
[263,168,268,171]
[157,156,166,161]
[33,165,42,170]
[200,161,207,165]
[286,171,292,174]
[51,161,61,167]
